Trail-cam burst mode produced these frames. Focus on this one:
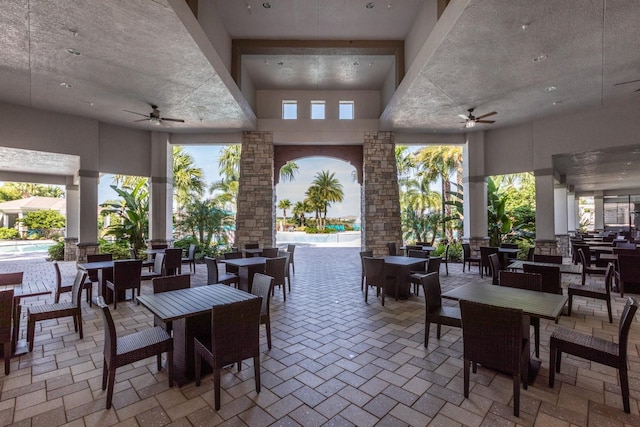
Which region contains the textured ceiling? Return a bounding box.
[1,0,640,191]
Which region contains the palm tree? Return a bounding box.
[414,146,463,240]
[292,200,311,227]
[306,170,344,229]
[173,146,204,206]
[181,198,234,248]
[100,180,149,252]
[280,161,299,182]
[218,144,241,181]
[277,199,292,231]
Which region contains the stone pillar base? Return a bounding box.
[465,237,489,253]
[149,239,173,247]
[535,239,558,256]
[76,242,100,263]
[555,235,569,258]
[64,238,78,261]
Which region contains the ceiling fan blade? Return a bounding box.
[613,78,640,86]
[475,111,497,120]
[133,118,149,122]
[458,114,469,120]
[476,120,495,124]
[635,88,640,92]
[161,117,185,123]
[124,110,149,118]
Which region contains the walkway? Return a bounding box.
[0,248,638,426]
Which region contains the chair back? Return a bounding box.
[245,243,259,249]
[96,296,117,362]
[480,246,498,266]
[405,245,422,253]
[577,247,592,266]
[265,257,286,285]
[359,250,373,277]
[603,263,614,297]
[526,247,535,261]
[499,271,542,291]
[0,272,23,286]
[444,244,450,261]
[87,254,113,282]
[261,247,279,258]
[152,274,190,294]
[113,259,143,290]
[0,289,14,342]
[387,242,397,256]
[53,261,63,291]
[71,270,88,308]
[523,263,562,294]
[362,257,385,284]
[618,297,639,359]
[210,297,262,368]
[278,251,292,278]
[500,243,518,249]
[613,248,640,256]
[151,252,165,275]
[286,244,295,254]
[151,244,168,250]
[407,250,428,258]
[488,253,501,284]
[251,273,274,318]
[533,254,562,264]
[205,257,221,284]
[617,255,640,283]
[223,251,243,274]
[462,243,471,260]
[129,248,138,260]
[186,244,196,260]
[164,249,182,274]
[420,272,442,312]
[426,256,442,274]
[460,299,526,374]
[615,242,636,249]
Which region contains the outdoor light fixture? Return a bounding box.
[465,120,476,128]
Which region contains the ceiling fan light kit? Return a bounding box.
[459,108,497,129]
[124,104,185,125]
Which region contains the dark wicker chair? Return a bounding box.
[223,251,243,274]
[479,247,499,278]
[363,256,388,306]
[614,241,636,249]
[500,270,543,357]
[462,243,481,274]
[106,259,143,309]
[84,254,112,305]
[421,272,461,348]
[0,272,22,285]
[460,300,530,417]
[141,252,165,281]
[205,256,239,286]
[500,243,519,260]
[97,296,173,409]
[27,270,87,352]
[488,253,501,285]
[523,263,562,295]
[245,243,260,249]
[130,248,154,271]
[151,274,190,333]
[286,244,296,274]
[251,273,275,350]
[194,297,262,410]
[568,263,613,323]
[387,242,397,256]
[533,254,562,264]
[616,254,640,298]
[578,247,606,286]
[261,247,279,258]
[278,250,292,292]
[151,244,168,250]
[549,297,638,413]
[266,257,287,301]
[53,262,93,306]
[443,243,450,275]
[526,247,535,261]
[359,250,373,291]
[181,243,197,274]
[164,248,182,276]
[0,289,13,375]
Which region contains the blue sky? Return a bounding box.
[98,145,363,218]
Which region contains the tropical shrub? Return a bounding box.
[20,210,65,239]
[98,239,131,260]
[47,241,65,260]
[0,227,19,240]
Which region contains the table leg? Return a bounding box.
[172,314,212,386]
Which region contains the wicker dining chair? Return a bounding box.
[141,252,165,281]
[523,263,562,295]
[462,243,481,274]
[251,273,275,350]
[223,251,243,274]
[194,297,262,410]
[577,247,607,286]
[533,254,562,264]
[0,289,13,375]
[245,243,260,249]
[568,262,613,323]
[164,248,182,276]
[278,250,292,291]
[615,254,640,298]
[204,256,239,286]
[97,296,173,409]
[106,259,143,309]
[421,272,461,348]
[266,256,287,301]
[500,270,543,357]
[363,256,388,306]
[0,272,23,286]
[53,261,93,306]
[387,242,397,256]
[359,250,373,291]
[27,270,87,352]
[151,274,190,333]
[488,253,502,285]
[181,243,197,274]
[549,297,638,413]
[286,244,296,274]
[460,299,530,417]
[261,247,279,258]
[443,243,450,275]
[479,246,499,278]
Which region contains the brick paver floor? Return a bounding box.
[0,246,638,426]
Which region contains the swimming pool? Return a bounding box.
[0,240,56,254]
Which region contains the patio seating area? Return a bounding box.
[0,247,639,425]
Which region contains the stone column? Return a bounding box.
[463,133,489,251]
[361,131,402,256]
[567,191,576,235]
[65,184,79,261]
[236,132,275,248]
[554,185,569,257]
[594,191,604,232]
[77,169,99,262]
[534,171,558,255]
[149,132,173,247]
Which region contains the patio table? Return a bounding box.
[136,284,258,385]
[0,281,51,355]
[242,248,264,258]
[77,260,136,303]
[220,256,267,292]
[507,260,582,275]
[383,256,426,299]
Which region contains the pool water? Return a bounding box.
[0,240,55,254]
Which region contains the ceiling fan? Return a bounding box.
[124,104,185,125]
[613,78,640,92]
[458,108,497,128]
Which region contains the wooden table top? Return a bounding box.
[242,248,264,255]
[136,284,258,322]
[400,246,435,252]
[0,281,51,299]
[383,256,427,267]
[77,260,116,270]
[442,283,568,321]
[507,260,582,275]
[221,256,268,267]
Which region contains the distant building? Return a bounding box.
[0,196,66,236]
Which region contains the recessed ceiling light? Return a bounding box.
[262,2,271,8]
[353,61,360,66]
[68,29,78,37]
[545,86,557,92]
[66,48,80,56]
[277,61,284,66]
[521,23,529,31]
[553,100,562,105]
[533,54,547,63]
[366,2,375,9]
[59,82,72,88]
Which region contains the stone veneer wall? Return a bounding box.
[555,234,569,257]
[534,239,559,256]
[235,132,275,248]
[361,132,402,256]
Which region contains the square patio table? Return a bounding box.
[220,256,267,292]
[136,285,258,385]
[382,256,426,299]
[507,260,582,275]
